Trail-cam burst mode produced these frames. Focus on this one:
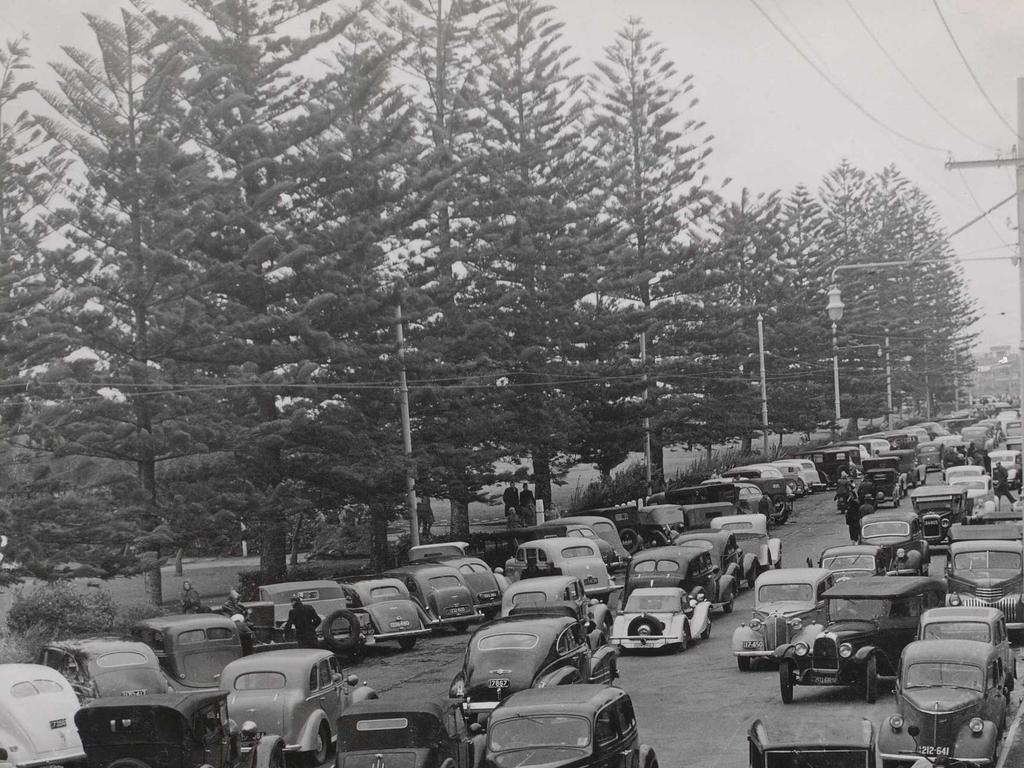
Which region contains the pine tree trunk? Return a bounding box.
[290,514,304,566]
[143,552,162,606]
[650,437,665,491]
[741,435,752,454]
[260,517,288,584]
[174,548,183,576]
[532,449,552,519]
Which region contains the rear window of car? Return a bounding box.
[11,679,63,697]
[560,546,593,559]
[477,633,539,651]
[459,563,490,575]
[429,575,462,589]
[97,652,149,668]
[633,559,680,573]
[234,672,287,690]
[510,592,547,607]
[370,586,401,600]
[356,718,409,731]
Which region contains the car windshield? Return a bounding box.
[732,531,765,542]
[828,598,890,622]
[861,522,909,539]
[234,671,286,690]
[821,555,876,572]
[905,662,983,691]
[488,715,591,752]
[477,633,539,651]
[953,551,1022,571]
[624,594,679,613]
[757,584,813,604]
[922,622,991,643]
[633,559,680,573]
[428,575,462,590]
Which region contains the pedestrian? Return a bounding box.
[502,481,521,528]
[519,483,536,523]
[845,497,865,542]
[230,613,255,656]
[283,596,321,649]
[221,588,247,618]
[181,580,203,614]
[835,471,853,515]
[856,476,876,505]
[757,492,772,519]
[417,496,435,540]
[994,461,1017,510]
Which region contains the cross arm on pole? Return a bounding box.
[946,157,1018,170]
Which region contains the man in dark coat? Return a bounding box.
[994,462,1017,510]
[283,596,321,649]
[519,483,536,522]
[848,500,874,543]
[856,476,876,505]
[502,482,521,528]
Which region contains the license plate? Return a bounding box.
[584,575,598,585]
[807,672,838,684]
[389,620,411,629]
[121,689,147,696]
[487,678,510,688]
[916,746,950,757]
[742,641,764,649]
[50,719,66,729]
[446,606,470,616]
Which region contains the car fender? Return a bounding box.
[588,603,611,629]
[773,642,795,660]
[724,562,740,582]
[638,744,657,768]
[719,574,736,601]
[252,735,285,768]
[535,666,581,688]
[876,719,915,758]
[666,615,689,641]
[853,646,878,663]
[589,645,620,683]
[953,720,999,759]
[295,709,329,752]
[768,539,782,564]
[689,601,711,638]
[742,553,758,574]
[731,623,761,653]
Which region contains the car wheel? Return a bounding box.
[737,655,751,672]
[676,626,689,653]
[398,636,417,651]
[452,621,470,634]
[723,594,734,614]
[700,618,711,640]
[307,722,331,767]
[627,615,664,637]
[779,660,794,704]
[865,655,878,704]
[322,609,361,654]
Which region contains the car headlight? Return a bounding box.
[941,518,951,527]
[788,618,803,630]
[889,715,904,731]
[794,642,809,657]
[748,618,762,631]
[949,593,961,606]
[896,548,906,560]
[839,642,853,658]
[688,598,698,607]
[969,717,984,734]
[876,491,884,500]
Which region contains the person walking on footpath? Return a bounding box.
[417,496,435,540]
[181,580,203,614]
[994,461,1017,510]
[519,483,536,523]
[283,595,321,648]
[502,482,521,528]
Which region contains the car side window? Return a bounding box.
[595,706,618,745]
[616,697,637,736]
[329,656,343,677]
[556,629,573,655]
[308,665,319,692]
[318,659,332,688]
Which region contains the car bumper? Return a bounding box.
[793,667,844,686]
[367,627,432,643]
[463,700,503,714]
[16,752,87,768]
[735,649,775,659]
[877,753,990,767]
[610,635,671,649]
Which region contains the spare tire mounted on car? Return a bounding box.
[627,615,664,637]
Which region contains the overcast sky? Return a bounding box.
[4,0,1023,353]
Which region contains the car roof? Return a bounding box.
[675,530,731,546]
[77,690,227,714]
[555,515,616,527]
[340,698,450,721]
[221,648,336,677]
[503,575,581,595]
[259,580,341,595]
[749,717,874,750]
[475,614,575,637]
[386,563,463,577]
[134,614,237,632]
[902,640,996,665]
[0,663,72,686]
[631,545,704,567]
[755,568,832,587]
[342,577,408,592]
[860,510,918,525]
[949,539,1023,554]
[948,523,1021,543]
[921,606,1003,623]
[625,587,685,598]
[518,537,600,553]
[821,544,881,557]
[823,576,945,599]
[490,685,625,720]
[712,514,768,532]
[45,637,153,655]
[910,484,969,497]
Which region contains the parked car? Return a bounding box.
[877,641,1008,768]
[711,514,782,587]
[718,469,793,522]
[37,638,168,703]
[658,481,760,515]
[552,515,632,571]
[408,541,470,561]
[336,699,481,768]
[917,441,944,474]
[943,462,986,484]
[384,563,482,631]
[731,568,835,671]
[771,458,823,492]
[436,556,505,619]
[609,587,711,651]
[945,535,1024,633]
[254,581,370,654]
[908,484,969,545]
[337,578,433,650]
[672,528,744,594]
[500,575,612,634]
[961,425,995,451]
[504,537,618,603]
[748,718,876,768]
[846,437,892,457]
[131,615,244,690]
[482,686,657,768]
[918,606,1015,691]
[818,544,888,581]
[622,544,737,613]
[861,456,903,506]
[858,510,931,576]
[775,576,947,704]
[221,649,376,766]
[0,664,85,767]
[448,615,619,722]
[948,475,995,516]
[533,519,624,573]
[795,447,860,486]
[635,504,688,546]
[75,691,284,768]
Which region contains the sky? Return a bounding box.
[3,0,1024,353]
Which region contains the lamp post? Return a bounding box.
[826,286,845,441]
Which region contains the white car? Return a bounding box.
[948,475,995,512]
[943,464,985,484]
[711,514,782,587]
[771,459,822,493]
[609,587,711,652]
[989,449,1021,488]
[0,664,84,767]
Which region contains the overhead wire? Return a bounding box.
[955,170,1014,249]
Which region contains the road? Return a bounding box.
[346,489,1024,768]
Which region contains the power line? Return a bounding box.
[843,0,996,152]
[956,169,1014,248]
[747,0,949,153]
[931,0,1016,136]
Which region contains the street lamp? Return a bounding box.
[826,285,845,440]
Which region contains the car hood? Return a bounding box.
[904,687,982,714]
[754,602,815,618]
[339,749,429,768]
[363,599,426,631]
[228,690,289,742]
[949,571,1020,589]
[862,536,912,547]
[823,621,878,639]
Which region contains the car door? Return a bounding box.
[195,701,228,767]
[994,619,1014,686]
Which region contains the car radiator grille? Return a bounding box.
[970,582,1014,600]
[922,516,942,539]
[812,636,838,669]
[764,615,789,649]
[961,594,1022,620]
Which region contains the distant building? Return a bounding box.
[973,346,1019,402]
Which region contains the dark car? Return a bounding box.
[38,637,169,703]
[908,484,969,544]
[623,544,737,613]
[482,686,658,768]
[945,535,1024,634]
[818,544,888,581]
[74,691,285,768]
[775,576,946,704]
[858,510,930,576]
[131,615,244,690]
[383,563,481,631]
[861,456,902,507]
[583,504,720,553]
[336,699,481,768]
[448,614,618,722]
[672,529,744,589]
[877,641,1008,768]
[795,447,859,487]
[748,718,876,768]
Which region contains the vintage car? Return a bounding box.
[858,510,931,576]
[609,586,711,651]
[448,615,619,721]
[731,568,835,671]
[989,449,1022,489]
[772,458,822,493]
[945,536,1024,631]
[221,649,376,765]
[436,556,505,618]
[961,425,995,451]
[635,504,688,546]
[918,606,1014,691]
[908,485,969,545]
[861,456,903,506]
[659,480,762,515]
[535,519,624,572]
[769,460,809,496]
[252,580,370,654]
[131,614,244,690]
[672,529,744,590]
[0,664,85,767]
[775,576,947,704]
[748,718,876,768]
[482,686,657,768]
[847,437,893,457]
[917,421,950,439]
[500,575,612,634]
[337,578,433,650]
[711,514,782,587]
[818,544,888,581]
[503,537,618,603]
[75,691,284,768]
[622,544,737,613]
[877,641,1008,768]
[718,468,793,521]
[336,699,481,768]
[948,475,995,517]
[38,638,168,703]
[408,541,471,560]
[917,441,944,474]
[553,515,632,571]
[796,447,860,486]
[384,563,482,630]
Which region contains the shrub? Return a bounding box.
[7,582,119,638]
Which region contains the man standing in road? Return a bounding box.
[283,596,321,649]
[994,461,1017,510]
[856,475,876,506]
[519,483,536,523]
[502,482,520,528]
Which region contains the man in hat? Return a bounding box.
[283,595,321,649]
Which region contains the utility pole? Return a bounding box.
[885,329,893,430]
[946,76,1024,414]
[757,313,769,454]
[396,299,419,547]
[640,330,652,497]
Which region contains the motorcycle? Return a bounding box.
[835,491,856,516]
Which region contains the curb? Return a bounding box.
[997,690,1024,768]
